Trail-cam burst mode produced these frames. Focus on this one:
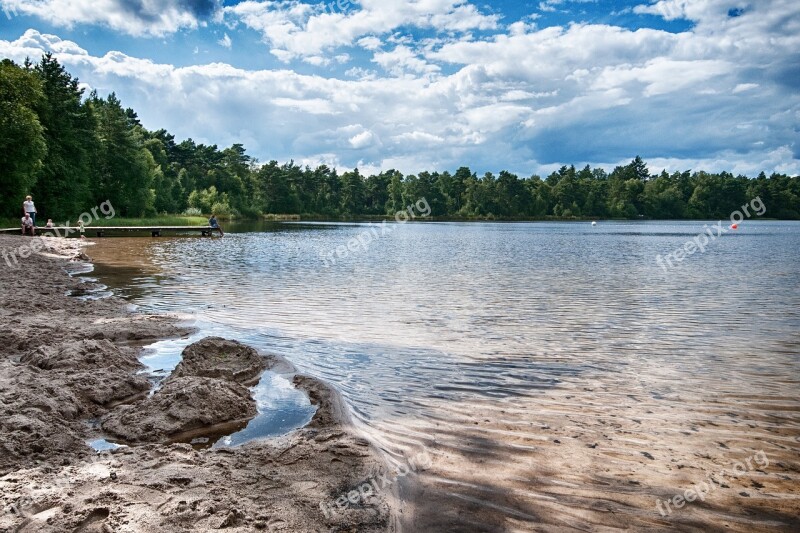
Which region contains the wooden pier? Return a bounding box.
[0,226,220,237]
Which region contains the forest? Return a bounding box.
[2,54,799,222]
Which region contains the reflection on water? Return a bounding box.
[88,221,800,530]
[216,372,316,447]
[63,258,115,300]
[88,438,126,452]
[133,324,316,447]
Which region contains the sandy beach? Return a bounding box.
[3,0,799,528]
[0,235,394,532]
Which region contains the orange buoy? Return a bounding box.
[731,223,739,230]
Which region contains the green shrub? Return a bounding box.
[211,201,231,216]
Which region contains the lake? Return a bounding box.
[89,220,800,531]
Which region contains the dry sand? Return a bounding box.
[0,236,395,532]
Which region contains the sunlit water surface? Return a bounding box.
[88,221,800,530]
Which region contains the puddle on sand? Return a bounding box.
[213,372,316,448]
[64,262,114,300]
[88,439,126,452]
[165,371,317,449]
[67,281,113,300]
[137,333,316,448]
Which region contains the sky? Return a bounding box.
[0,0,798,177]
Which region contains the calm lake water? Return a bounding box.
[89,220,800,531]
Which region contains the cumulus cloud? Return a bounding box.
[633,0,739,22]
[538,0,598,14]
[217,33,232,48]
[221,0,499,62]
[1,0,798,177]
[591,58,732,97]
[357,35,383,51]
[0,0,221,36]
[349,129,377,149]
[372,45,440,77]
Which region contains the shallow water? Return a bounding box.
[132,327,317,448]
[88,220,800,530]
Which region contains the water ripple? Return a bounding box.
[89,221,800,531]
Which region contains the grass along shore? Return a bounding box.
[4,213,792,230]
[1,215,209,229]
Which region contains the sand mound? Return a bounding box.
[171,336,270,384]
[0,360,86,472]
[22,339,139,371]
[21,339,151,410]
[101,337,271,442]
[102,376,257,443]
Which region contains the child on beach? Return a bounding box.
[45,219,54,228]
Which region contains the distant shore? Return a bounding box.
[0,236,395,532]
[3,215,797,233]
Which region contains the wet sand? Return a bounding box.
[0,236,394,532]
[392,378,800,532]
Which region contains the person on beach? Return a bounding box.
[78,220,86,239]
[21,213,35,236]
[23,195,37,225]
[209,214,224,236]
[45,219,54,228]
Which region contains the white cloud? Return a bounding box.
[626,145,800,177]
[538,1,559,12]
[429,24,680,84]
[302,55,329,66]
[538,0,597,14]
[591,58,732,97]
[349,130,377,149]
[394,131,445,144]
[1,0,797,178]
[344,66,376,79]
[633,0,732,22]
[272,97,340,115]
[372,45,440,77]
[357,36,383,51]
[217,33,232,49]
[8,27,89,55]
[733,83,758,94]
[0,0,220,36]
[222,0,499,62]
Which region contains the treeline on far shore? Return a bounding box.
[2,54,799,223]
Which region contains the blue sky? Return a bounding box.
[1,0,798,177]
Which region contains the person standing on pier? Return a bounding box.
[22,195,37,226]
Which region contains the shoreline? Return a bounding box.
[4,217,795,235]
[0,235,396,532]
